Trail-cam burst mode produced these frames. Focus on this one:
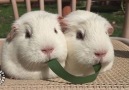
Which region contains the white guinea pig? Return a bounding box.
[61,10,114,76]
[1,11,67,79]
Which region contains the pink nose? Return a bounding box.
[42,47,54,55]
[95,51,107,58]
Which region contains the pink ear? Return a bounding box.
[58,16,68,33]
[108,27,114,35]
[6,24,19,42]
[106,22,115,35]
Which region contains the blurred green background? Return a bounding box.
[0,0,125,38]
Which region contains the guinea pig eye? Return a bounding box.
[54,28,58,34]
[76,31,84,40]
[105,31,108,35]
[25,29,31,38]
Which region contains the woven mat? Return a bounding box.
[0,40,129,90]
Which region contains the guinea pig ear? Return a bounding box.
[106,22,115,35]
[108,27,114,36]
[58,16,68,33]
[6,23,19,42]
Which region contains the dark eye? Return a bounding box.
[76,31,84,40]
[25,29,31,38]
[106,31,108,35]
[54,28,58,34]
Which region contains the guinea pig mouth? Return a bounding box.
[44,54,58,63]
[43,56,51,63]
[44,58,49,63]
[94,58,102,65]
[44,57,58,64]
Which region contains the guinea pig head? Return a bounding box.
[60,15,114,66]
[6,11,67,66]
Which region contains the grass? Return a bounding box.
[0,2,124,38]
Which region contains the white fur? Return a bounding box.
[64,10,114,76]
[1,11,67,79]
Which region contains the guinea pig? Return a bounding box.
[60,10,114,76]
[1,11,67,79]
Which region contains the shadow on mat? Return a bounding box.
[46,79,71,84]
[115,50,129,58]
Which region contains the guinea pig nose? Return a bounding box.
[42,47,54,55]
[95,51,107,58]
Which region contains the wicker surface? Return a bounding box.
[0,40,129,90]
